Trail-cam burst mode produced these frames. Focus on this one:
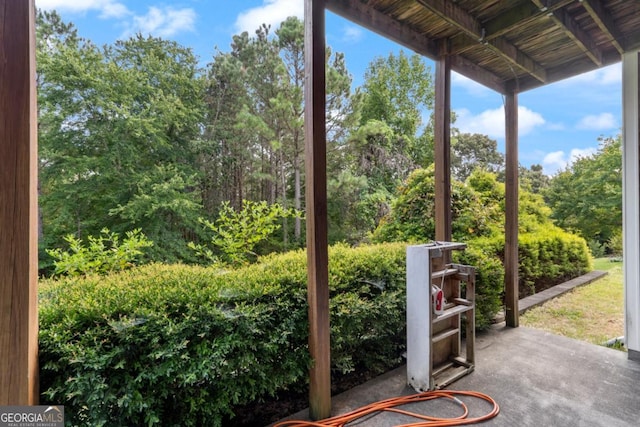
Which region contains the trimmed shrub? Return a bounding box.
[372,167,592,305]
[39,243,407,426]
[39,237,589,425]
[373,167,493,243]
[453,243,504,330]
[518,230,592,298]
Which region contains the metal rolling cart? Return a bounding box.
[406,242,476,391]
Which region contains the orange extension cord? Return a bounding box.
[273,390,499,427]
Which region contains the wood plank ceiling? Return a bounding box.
[326,0,640,94]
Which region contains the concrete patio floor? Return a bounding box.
[276,325,640,426]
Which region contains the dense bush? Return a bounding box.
[373,167,592,302]
[39,231,590,425]
[373,167,492,243]
[452,244,504,330]
[517,230,592,297]
[45,228,153,277]
[39,243,407,426]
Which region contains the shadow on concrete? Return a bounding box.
[275,271,639,426]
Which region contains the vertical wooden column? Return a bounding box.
[304,0,331,419]
[0,0,39,405]
[434,44,452,252]
[622,51,640,361]
[504,92,519,328]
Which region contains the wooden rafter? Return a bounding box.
[482,0,574,40]
[580,0,624,54]
[325,0,507,93]
[325,0,438,58]
[508,46,621,93]
[416,0,547,82]
[449,54,507,94]
[548,7,603,66]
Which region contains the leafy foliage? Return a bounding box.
[451,132,504,182]
[519,163,550,194]
[373,167,494,243]
[518,230,592,297]
[359,50,434,140]
[189,200,300,266]
[39,243,407,426]
[46,228,153,277]
[201,17,356,247]
[37,11,206,264]
[324,51,436,244]
[545,136,622,250]
[373,167,592,305]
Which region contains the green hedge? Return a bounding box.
[39,238,588,425]
[39,243,408,426]
[452,244,504,330]
[517,229,592,297]
[470,228,592,299]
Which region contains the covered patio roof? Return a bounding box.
[325,0,640,93]
[302,0,640,420]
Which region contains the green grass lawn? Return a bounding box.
[520,258,624,348]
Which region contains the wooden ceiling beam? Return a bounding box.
[326,0,506,93]
[579,0,624,54]
[484,0,574,39]
[507,48,620,92]
[416,0,547,82]
[548,8,604,66]
[482,1,541,39]
[325,0,439,58]
[449,54,508,94]
[451,0,574,55]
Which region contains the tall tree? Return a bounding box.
[519,163,550,194]
[202,17,356,247]
[450,132,504,182]
[359,51,434,140]
[200,50,250,212]
[38,12,206,262]
[544,135,622,248]
[326,51,435,242]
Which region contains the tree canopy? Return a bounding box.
[544,136,622,250]
[36,9,619,269]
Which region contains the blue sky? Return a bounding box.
[36,0,623,175]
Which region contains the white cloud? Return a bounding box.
[558,63,621,87]
[129,6,196,38]
[455,105,545,138]
[38,1,196,38]
[342,25,364,43]
[452,72,492,97]
[235,0,304,34]
[542,151,566,174]
[576,112,617,130]
[36,0,129,18]
[542,147,597,175]
[546,122,566,131]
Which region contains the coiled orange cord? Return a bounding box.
[273,390,499,427]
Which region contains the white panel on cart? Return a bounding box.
[406,244,432,391]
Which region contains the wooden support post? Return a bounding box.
[0,0,39,405]
[434,43,452,254]
[504,92,519,328]
[304,0,331,419]
[622,51,640,361]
